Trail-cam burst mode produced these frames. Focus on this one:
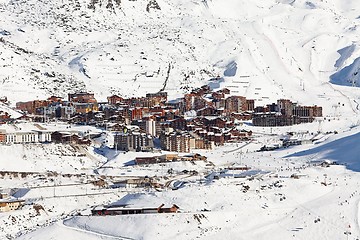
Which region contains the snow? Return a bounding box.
[287,127,360,171]
[0,119,355,239]
[0,0,360,239]
[0,0,358,112]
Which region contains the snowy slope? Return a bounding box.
[2,1,360,239]
[15,124,360,240]
[287,126,360,171]
[0,0,359,117]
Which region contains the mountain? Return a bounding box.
[1,0,360,117]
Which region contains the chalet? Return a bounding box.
[16,100,49,114]
[231,112,252,121]
[209,126,222,134]
[212,91,225,100]
[196,106,217,116]
[0,192,9,199]
[159,154,179,161]
[101,106,129,123]
[72,102,98,114]
[163,109,178,120]
[106,123,126,132]
[68,92,97,103]
[135,157,158,165]
[51,131,90,145]
[0,111,10,124]
[0,198,25,212]
[213,133,225,145]
[146,92,168,104]
[107,95,124,105]
[181,153,207,161]
[203,116,227,129]
[47,96,63,103]
[91,204,179,216]
[191,85,211,96]
[228,129,252,141]
[157,204,179,213]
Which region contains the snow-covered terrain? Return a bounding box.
[9,123,360,240]
[0,0,359,115]
[1,0,360,239]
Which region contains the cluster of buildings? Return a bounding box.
[15,93,98,121]
[0,124,93,145]
[253,99,322,127]
[0,86,322,152]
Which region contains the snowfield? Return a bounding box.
[0,123,356,240]
[1,0,360,239]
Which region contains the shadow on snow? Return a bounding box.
[285,132,360,172]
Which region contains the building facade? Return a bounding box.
[160,131,191,153]
[114,131,154,152]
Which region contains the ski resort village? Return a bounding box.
[0,87,358,240]
[2,0,360,239]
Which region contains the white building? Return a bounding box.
[146,119,156,136]
[33,130,52,143]
[6,131,38,144]
[4,130,52,144]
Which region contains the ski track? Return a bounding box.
[61,219,135,240]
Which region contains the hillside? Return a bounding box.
[16,126,360,240]
[0,0,359,117]
[2,1,360,239]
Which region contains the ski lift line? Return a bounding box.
[324,82,356,113]
[223,141,252,154]
[287,179,352,233]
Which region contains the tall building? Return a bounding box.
[277,99,293,116]
[146,119,157,136]
[160,131,191,153]
[225,96,247,113]
[114,131,153,152]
